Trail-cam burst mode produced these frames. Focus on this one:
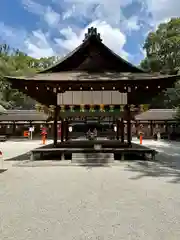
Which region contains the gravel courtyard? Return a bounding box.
[1,139,180,239]
[1,165,180,240]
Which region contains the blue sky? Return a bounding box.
[0,0,179,65]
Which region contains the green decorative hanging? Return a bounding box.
[109,105,114,112]
[60,105,65,112]
[80,104,85,112]
[70,105,74,112]
[89,104,95,112]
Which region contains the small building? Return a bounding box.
[0,110,48,137]
[0,108,179,139]
[135,109,179,138]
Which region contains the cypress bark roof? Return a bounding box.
[135,109,176,121]
[0,109,177,122]
[0,110,48,121]
[39,27,144,74]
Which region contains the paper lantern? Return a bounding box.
[68,126,73,132]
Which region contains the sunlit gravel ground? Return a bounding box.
[1,164,180,240]
[1,139,180,239]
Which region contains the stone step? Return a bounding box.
[71,152,114,164]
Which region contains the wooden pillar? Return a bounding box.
[127,106,131,146]
[150,120,153,136]
[64,119,69,141]
[165,121,168,132]
[13,121,16,136]
[53,105,58,147]
[120,118,124,143]
[60,119,64,142]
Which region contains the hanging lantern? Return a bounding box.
[100,104,105,112]
[80,104,85,112]
[109,105,114,112]
[16,125,18,128]
[49,125,51,128]
[60,105,65,112]
[89,104,95,112]
[70,105,74,112]
[68,126,73,132]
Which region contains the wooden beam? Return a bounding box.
[53,105,58,147]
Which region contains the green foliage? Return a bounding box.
[0,43,56,109]
[142,18,180,74]
[140,18,180,111]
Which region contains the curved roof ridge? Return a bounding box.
[38,27,145,74]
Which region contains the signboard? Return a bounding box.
[29,127,34,132]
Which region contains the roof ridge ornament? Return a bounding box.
[83,27,102,42]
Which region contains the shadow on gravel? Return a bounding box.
[5,152,31,161]
[79,163,110,168]
[125,153,180,184]
[0,169,7,174]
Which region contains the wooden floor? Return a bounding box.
[41,140,129,149]
[31,140,157,162]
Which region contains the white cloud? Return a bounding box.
[22,0,60,27]
[0,23,27,48]
[7,0,180,62]
[142,0,180,27]
[25,30,55,58]
[55,20,129,59]
[61,0,133,26]
[0,23,55,59]
[20,0,136,59]
[122,16,141,33]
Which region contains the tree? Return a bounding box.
[142,18,180,74]
[0,43,57,109]
[140,18,180,109]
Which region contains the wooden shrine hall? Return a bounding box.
[5,27,180,160]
